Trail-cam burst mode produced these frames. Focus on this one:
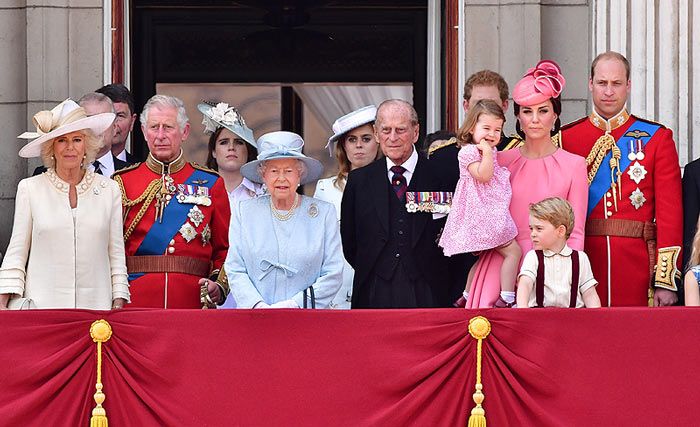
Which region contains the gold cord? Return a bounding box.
[584,132,617,184]
[114,175,163,241]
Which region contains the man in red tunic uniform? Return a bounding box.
[561,51,682,307]
[114,95,230,308]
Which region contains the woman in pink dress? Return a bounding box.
[466,60,589,308]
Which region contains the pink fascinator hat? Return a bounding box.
[512,60,566,106]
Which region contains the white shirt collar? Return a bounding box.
[385,146,418,175]
[542,244,573,257]
[115,149,127,162]
[93,151,115,176]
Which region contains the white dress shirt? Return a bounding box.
[519,245,598,308]
[385,146,418,186]
[92,151,116,177]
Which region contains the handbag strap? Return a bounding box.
[302,286,316,309]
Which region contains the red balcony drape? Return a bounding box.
[0,308,697,426]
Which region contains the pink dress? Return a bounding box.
[439,145,517,256]
[466,148,589,308]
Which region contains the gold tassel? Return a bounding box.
[90,320,113,427]
[467,316,492,427]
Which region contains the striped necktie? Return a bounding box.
[390,165,407,199]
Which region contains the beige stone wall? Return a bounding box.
[463,0,591,134]
[0,0,104,253]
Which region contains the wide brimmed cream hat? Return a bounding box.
[325,105,377,156]
[241,131,323,185]
[17,99,115,158]
[197,102,257,148]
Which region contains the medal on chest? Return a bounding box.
[176,184,212,206]
[405,191,452,214]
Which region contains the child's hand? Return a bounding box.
[476,138,492,153]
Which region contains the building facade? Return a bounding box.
[0,0,697,252]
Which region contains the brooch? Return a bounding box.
[188,205,205,227]
[629,188,646,210]
[627,161,647,185]
[308,203,319,218]
[179,222,197,242]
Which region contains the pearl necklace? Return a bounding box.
[270,194,299,221]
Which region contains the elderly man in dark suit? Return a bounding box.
[341,99,451,308]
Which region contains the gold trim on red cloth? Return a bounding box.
[145,149,187,175]
[654,246,680,291]
[588,108,630,132]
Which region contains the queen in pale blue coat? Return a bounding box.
[225,131,343,308]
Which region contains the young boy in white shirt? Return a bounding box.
[516,197,601,308]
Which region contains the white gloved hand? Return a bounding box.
[270,299,299,309]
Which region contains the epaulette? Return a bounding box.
[503,135,524,151]
[112,161,141,176]
[632,115,667,129]
[190,162,221,177]
[428,137,458,157]
[560,116,588,131]
[502,133,561,151]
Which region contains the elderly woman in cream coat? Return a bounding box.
[0,99,129,310]
[225,131,343,308]
[314,106,380,308]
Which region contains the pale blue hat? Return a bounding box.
[240,131,323,185]
[197,102,256,148]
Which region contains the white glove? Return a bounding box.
[270,299,299,309]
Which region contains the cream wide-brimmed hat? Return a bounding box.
[240,131,323,185]
[197,102,257,148]
[325,105,377,157]
[17,99,115,158]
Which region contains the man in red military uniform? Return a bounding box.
[561,51,682,307]
[114,95,230,308]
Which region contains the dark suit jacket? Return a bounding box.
[340,154,452,307]
[32,155,131,177]
[124,150,140,164]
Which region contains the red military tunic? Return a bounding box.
[114,152,230,308]
[561,109,682,306]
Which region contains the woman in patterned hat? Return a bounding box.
[198,102,263,211]
[464,60,589,308]
[0,99,130,310]
[313,105,380,308]
[225,131,343,308]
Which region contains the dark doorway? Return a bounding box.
[131,0,428,160]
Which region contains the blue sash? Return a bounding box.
[135,168,217,256]
[587,120,660,216]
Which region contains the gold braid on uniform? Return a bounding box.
[114,174,163,240]
[584,133,617,184]
[653,246,681,292]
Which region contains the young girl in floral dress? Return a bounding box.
[439,99,521,307]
